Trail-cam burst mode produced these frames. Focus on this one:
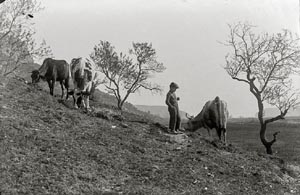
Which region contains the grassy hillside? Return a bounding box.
[1,75,300,194]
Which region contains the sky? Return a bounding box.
[32,0,300,117]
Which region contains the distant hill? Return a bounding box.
[135,105,188,120]
[262,107,300,117]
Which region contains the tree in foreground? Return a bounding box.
[90,41,165,110]
[0,0,52,76]
[224,23,300,154]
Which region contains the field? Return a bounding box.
[227,118,300,163]
[189,118,300,163]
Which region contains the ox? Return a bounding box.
[31,58,70,99]
[183,96,229,143]
[69,57,96,110]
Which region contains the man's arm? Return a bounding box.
[165,92,174,108]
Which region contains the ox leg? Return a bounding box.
[83,95,89,110]
[223,128,227,144]
[51,80,55,96]
[60,81,64,99]
[86,95,90,110]
[83,85,92,111]
[77,95,83,108]
[74,97,79,109]
[47,80,51,95]
[82,96,86,108]
[73,91,79,109]
[216,128,222,141]
[64,80,69,100]
[207,128,212,139]
[47,80,54,96]
[66,90,69,100]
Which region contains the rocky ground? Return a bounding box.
[1,75,300,194]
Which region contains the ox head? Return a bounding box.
[31,70,40,83]
[84,69,93,81]
[182,113,197,131]
[70,57,81,66]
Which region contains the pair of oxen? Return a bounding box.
[31,57,95,110]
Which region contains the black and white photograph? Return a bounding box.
[1,0,300,194]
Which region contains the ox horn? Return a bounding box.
[185,113,194,120]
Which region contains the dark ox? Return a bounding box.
[183,96,229,143]
[31,58,70,99]
[69,57,96,110]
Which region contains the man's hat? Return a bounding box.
[170,82,179,89]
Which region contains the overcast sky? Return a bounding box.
[33,0,300,117]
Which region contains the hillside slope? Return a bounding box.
[1,76,300,194]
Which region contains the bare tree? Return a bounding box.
[90,41,165,110]
[0,0,52,76]
[224,23,300,154]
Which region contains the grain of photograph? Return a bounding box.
[1,0,300,194]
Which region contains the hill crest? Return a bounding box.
[135,104,188,120]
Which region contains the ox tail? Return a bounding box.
[68,62,72,79]
[68,61,72,87]
[214,96,224,129]
[65,62,72,100]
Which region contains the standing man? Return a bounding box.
[165,82,182,134]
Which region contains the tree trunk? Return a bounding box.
[255,95,276,154]
[260,123,275,155]
[265,144,273,155]
[117,99,123,110]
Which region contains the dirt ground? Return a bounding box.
[1,76,300,194]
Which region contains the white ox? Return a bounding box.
[69,57,96,110]
[183,96,229,143]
